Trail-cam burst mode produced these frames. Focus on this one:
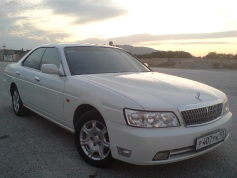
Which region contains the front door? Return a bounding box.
[33,47,65,122]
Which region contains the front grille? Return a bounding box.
[181,103,223,126]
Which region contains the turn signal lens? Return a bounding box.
[223,99,229,115]
[117,147,132,158]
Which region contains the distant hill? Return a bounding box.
[137,50,193,58]
[116,45,157,55]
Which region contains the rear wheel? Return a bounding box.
[75,110,114,167]
[12,87,27,116]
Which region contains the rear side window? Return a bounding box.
[23,48,46,70]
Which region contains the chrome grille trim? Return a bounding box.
[181,103,223,126]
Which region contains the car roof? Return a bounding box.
[37,43,122,50]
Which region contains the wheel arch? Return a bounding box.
[10,82,17,96]
[73,104,103,128]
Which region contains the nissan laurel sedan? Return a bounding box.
[3,44,233,167]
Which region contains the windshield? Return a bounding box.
[64,46,150,75]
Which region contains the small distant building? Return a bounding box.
[0,49,30,61]
[0,50,3,61]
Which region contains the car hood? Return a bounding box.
[76,72,226,110]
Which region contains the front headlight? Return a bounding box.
[223,99,230,115]
[124,109,180,128]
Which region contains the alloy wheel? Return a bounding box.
[79,120,110,160]
[13,90,20,113]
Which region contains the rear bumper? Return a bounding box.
[106,111,232,165]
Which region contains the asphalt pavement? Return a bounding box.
[0,62,236,178]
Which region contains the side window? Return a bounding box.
[41,48,62,69]
[23,48,46,70]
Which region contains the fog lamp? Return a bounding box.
[117,147,132,158]
[153,151,170,161]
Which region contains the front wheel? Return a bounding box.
[75,110,114,167]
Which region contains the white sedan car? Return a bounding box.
[4,44,232,167]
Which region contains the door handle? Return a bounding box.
[16,71,20,76]
[34,76,40,82]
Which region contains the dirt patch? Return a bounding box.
[139,58,237,70]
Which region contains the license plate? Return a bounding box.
[196,130,226,150]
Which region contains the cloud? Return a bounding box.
[75,31,237,46]
[138,41,232,46]
[0,0,127,49]
[44,0,126,24]
[170,42,231,45]
[0,1,24,33]
[0,0,70,48]
[76,38,107,44]
[108,31,237,44]
[0,23,70,48]
[72,31,237,47]
[1,0,236,50]
[0,1,38,34]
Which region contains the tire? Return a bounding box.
[12,87,27,116]
[75,110,114,168]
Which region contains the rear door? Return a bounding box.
[16,47,46,107]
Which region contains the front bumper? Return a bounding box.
[106,111,232,165]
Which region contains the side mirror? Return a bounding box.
[144,63,149,67]
[41,64,64,75]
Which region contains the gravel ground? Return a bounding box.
[0,62,236,178]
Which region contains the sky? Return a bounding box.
[0,0,237,56]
